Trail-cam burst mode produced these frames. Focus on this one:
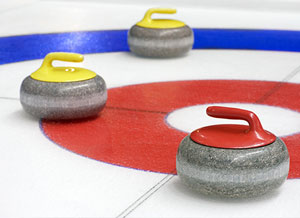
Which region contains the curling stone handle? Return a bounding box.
[142,8,177,23]
[206,106,265,133]
[40,52,84,70]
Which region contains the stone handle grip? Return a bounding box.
[142,8,176,22]
[206,106,264,133]
[41,52,84,69]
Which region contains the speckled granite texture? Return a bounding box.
[20,75,107,120]
[176,135,289,198]
[128,25,194,58]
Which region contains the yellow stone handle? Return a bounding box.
[31,52,96,82]
[142,8,177,24]
[40,52,84,70]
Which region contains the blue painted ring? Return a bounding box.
[1,28,300,64]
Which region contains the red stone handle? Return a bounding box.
[206,106,264,133]
[190,106,276,148]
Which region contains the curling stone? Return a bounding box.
[20,52,107,120]
[128,8,194,58]
[176,106,290,198]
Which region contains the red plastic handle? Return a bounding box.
[206,106,264,133]
[190,106,276,148]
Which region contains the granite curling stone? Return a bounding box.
[20,52,107,120]
[176,106,290,198]
[128,8,194,58]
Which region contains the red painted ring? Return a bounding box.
[41,80,300,178]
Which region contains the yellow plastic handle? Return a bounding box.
[40,52,84,70]
[142,8,177,23]
[136,8,185,29]
[30,52,96,82]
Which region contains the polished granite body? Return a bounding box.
[176,135,290,198]
[20,75,107,120]
[128,25,194,58]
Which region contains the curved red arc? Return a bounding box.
[41,80,300,179]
